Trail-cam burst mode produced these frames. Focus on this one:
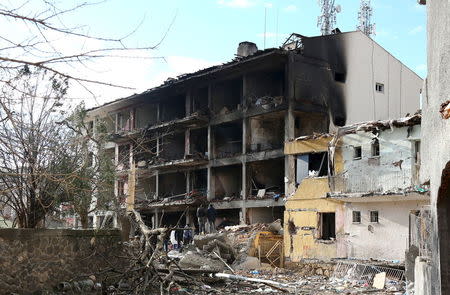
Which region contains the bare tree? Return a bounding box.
[0,0,165,93]
[0,1,168,227]
[0,67,72,228]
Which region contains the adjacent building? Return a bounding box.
[284,114,430,263]
[84,30,422,230]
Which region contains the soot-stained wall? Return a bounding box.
[302,31,422,127]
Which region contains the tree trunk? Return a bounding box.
[80,213,89,229]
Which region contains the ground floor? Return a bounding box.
[138,199,285,233]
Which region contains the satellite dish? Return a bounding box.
[335,4,342,13]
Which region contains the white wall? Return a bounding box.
[339,125,421,193]
[344,200,428,261]
[302,31,423,126]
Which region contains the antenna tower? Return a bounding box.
[357,0,375,36]
[317,0,340,36]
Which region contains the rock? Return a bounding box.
[168,250,185,260]
[231,256,271,271]
[78,279,94,291]
[193,233,228,249]
[178,251,224,271]
[267,219,283,235]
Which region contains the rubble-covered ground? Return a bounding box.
[42,219,409,294]
[167,269,407,295]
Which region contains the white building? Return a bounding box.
[329,114,429,261]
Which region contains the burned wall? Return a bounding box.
[247,206,284,224]
[159,172,186,198]
[211,78,243,114]
[213,121,243,158]
[0,229,124,294]
[213,165,242,200]
[301,32,422,126]
[190,128,208,156]
[160,94,186,122]
[248,114,284,152]
[245,70,284,102]
[159,132,185,161]
[136,103,158,128]
[191,87,209,114]
[136,176,156,201]
[294,112,329,138]
[248,158,284,196]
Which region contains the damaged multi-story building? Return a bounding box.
[283,114,429,263]
[84,30,422,230]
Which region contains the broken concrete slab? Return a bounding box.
[372,272,386,289]
[178,251,224,271]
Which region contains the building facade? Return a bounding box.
[85,31,423,230]
[284,115,429,263]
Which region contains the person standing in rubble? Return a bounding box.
[183,224,193,246]
[196,204,207,234]
[207,204,217,233]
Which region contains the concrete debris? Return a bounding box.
[178,250,225,271]
[372,272,386,289]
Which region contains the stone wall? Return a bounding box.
[0,228,125,294]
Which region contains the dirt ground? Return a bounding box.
[169,269,406,295]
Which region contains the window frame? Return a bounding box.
[352,211,361,223]
[353,146,362,160]
[317,212,336,240]
[375,82,385,93]
[370,211,379,223]
[371,138,380,157]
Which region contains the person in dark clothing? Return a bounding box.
[183,224,193,246]
[196,205,207,234]
[206,204,217,233]
[175,228,183,250]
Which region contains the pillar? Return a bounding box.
[284,53,296,196]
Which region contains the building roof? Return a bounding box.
[341,112,421,134]
[87,48,289,113]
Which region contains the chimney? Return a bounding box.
[237,42,258,58]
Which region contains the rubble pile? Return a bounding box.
[42,217,406,294]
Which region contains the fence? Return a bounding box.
[332,261,405,284]
[330,171,413,194]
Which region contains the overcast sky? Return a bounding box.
[47,0,426,107]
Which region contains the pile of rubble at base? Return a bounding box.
[167,221,283,273]
[44,218,409,294]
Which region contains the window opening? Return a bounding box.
[353,146,362,160]
[370,211,379,223]
[371,138,380,157]
[319,212,336,240]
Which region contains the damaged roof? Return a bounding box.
[339,112,421,134]
[87,48,290,113]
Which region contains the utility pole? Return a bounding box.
[357,0,375,37]
[317,0,341,36]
